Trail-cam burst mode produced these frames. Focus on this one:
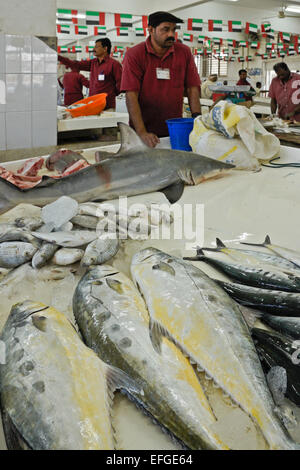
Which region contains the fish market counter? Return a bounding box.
[2,142,300,450]
[57,111,129,133]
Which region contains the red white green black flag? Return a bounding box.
[75,25,88,35]
[86,11,106,25]
[135,28,146,37]
[228,20,242,32]
[94,26,106,36]
[57,24,70,34]
[187,18,203,31]
[183,33,193,42]
[208,20,222,32]
[115,14,133,27]
[279,32,290,43]
[57,9,78,24]
[245,23,258,34]
[117,27,129,36]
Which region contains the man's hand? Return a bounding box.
[138,132,160,148]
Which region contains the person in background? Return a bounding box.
[121,11,201,148]
[201,74,218,99]
[236,69,255,102]
[57,38,122,110]
[223,80,228,86]
[269,63,300,121]
[255,82,262,96]
[59,67,90,106]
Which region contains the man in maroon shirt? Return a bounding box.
[59,67,90,106]
[269,62,300,121]
[121,11,201,147]
[58,38,122,110]
[236,69,255,102]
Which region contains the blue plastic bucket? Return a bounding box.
[166,118,194,151]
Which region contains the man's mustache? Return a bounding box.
[165,37,175,43]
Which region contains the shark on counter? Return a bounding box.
[0,123,234,215]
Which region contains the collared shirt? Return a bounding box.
[58,55,122,109]
[62,71,90,106]
[269,72,300,121]
[120,37,201,137]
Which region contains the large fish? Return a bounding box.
[0,123,234,215]
[0,300,138,450]
[73,265,228,450]
[131,247,299,450]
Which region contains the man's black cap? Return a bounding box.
[148,11,184,27]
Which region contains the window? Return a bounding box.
[202,57,228,77]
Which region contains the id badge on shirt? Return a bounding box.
[98,74,105,81]
[156,68,170,80]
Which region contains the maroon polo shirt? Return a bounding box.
[62,71,90,106]
[121,37,201,137]
[269,73,300,121]
[58,55,122,109]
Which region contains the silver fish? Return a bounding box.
[0,301,139,450]
[73,265,228,450]
[14,217,43,231]
[81,238,119,267]
[52,248,84,266]
[31,230,97,248]
[242,235,300,270]
[0,123,234,215]
[32,242,59,269]
[71,215,99,230]
[0,242,37,268]
[131,247,299,450]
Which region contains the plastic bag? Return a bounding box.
[189,101,280,170]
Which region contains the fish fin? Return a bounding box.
[216,238,226,248]
[117,122,149,153]
[238,305,263,330]
[1,409,31,450]
[149,319,165,354]
[106,364,144,397]
[240,235,271,248]
[160,180,185,204]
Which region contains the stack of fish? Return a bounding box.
[184,236,300,408]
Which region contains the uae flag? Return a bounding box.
[198,35,207,44]
[194,48,203,55]
[86,11,105,25]
[239,41,248,48]
[142,16,148,29]
[262,54,269,59]
[279,32,290,43]
[277,42,284,50]
[75,26,88,35]
[261,22,271,33]
[294,36,299,48]
[115,46,124,52]
[278,50,286,58]
[232,48,239,55]
[266,43,274,50]
[86,46,94,52]
[230,57,236,62]
[269,52,277,59]
[57,24,70,34]
[227,39,236,47]
[187,18,203,31]
[208,20,222,32]
[288,46,296,56]
[238,57,245,63]
[250,41,260,49]
[94,26,106,36]
[183,33,193,42]
[246,55,253,62]
[75,46,82,52]
[245,22,258,34]
[228,20,242,32]
[223,48,229,54]
[205,48,212,56]
[135,28,146,37]
[213,37,223,46]
[263,29,275,40]
[115,13,132,28]
[59,46,68,53]
[117,27,129,36]
[57,9,78,24]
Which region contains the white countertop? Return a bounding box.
[57,111,129,132]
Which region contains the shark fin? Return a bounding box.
[117,122,149,153]
[161,180,184,204]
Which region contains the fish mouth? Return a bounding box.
[10,301,49,325]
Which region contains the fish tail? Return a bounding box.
[240,235,271,247]
[195,238,227,253]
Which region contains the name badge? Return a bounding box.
[98,74,105,81]
[156,68,170,80]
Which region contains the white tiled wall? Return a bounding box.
[0,34,57,151]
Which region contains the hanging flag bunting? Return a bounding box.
[114,46,125,52]
[288,45,296,56]
[269,52,277,59]
[261,22,271,33]
[198,35,207,44]
[228,20,242,32]
[94,26,106,36]
[142,16,148,29]
[222,48,229,54]
[75,25,88,35]
[86,46,94,52]
[59,46,68,53]
[117,27,129,36]
[238,57,245,62]
[135,28,146,37]
[86,11,105,25]
[75,46,82,52]
[213,37,223,46]
[230,57,236,62]
[278,50,286,58]
[208,20,223,32]
[277,42,284,50]
[187,18,203,31]
[57,9,78,24]
[250,41,260,49]
[266,43,274,50]
[263,29,275,40]
[114,13,133,27]
[279,32,290,43]
[183,33,193,42]
[245,22,258,34]
[232,48,239,55]
[205,48,212,56]
[57,46,61,53]
[239,41,248,48]
[57,24,70,34]
[294,36,299,48]
[262,54,269,60]
[246,56,253,62]
[227,39,236,47]
[194,48,203,55]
